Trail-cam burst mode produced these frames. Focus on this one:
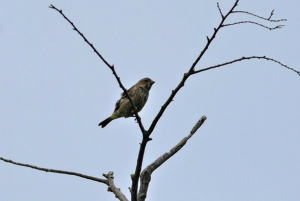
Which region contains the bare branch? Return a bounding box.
[48,4,146,134]
[223,21,284,30]
[48,5,110,69]
[0,157,129,201]
[147,0,239,134]
[137,116,207,201]
[103,172,129,201]
[232,10,287,22]
[217,2,224,19]
[0,157,107,184]
[192,56,300,76]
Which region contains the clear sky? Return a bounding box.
[1,1,299,201]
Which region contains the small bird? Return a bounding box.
[98,78,155,128]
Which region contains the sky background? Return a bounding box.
[1,1,300,201]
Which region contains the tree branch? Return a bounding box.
[217,2,224,19]
[192,56,300,76]
[137,116,207,201]
[223,21,284,30]
[0,157,129,201]
[48,4,146,134]
[232,10,287,22]
[0,157,107,183]
[147,0,239,135]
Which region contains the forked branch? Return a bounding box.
[147,0,239,136]
[103,172,129,201]
[0,157,128,201]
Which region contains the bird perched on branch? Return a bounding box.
[98,78,155,128]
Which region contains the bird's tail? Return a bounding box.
[98,116,113,128]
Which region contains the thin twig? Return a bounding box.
[217,2,224,19]
[233,10,287,22]
[223,21,284,30]
[0,157,107,184]
[137,116,207,201]
[48,4,146,134]
[268,10,275,20]
[192,56,300,76]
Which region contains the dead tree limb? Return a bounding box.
[0,157,128,201]
[103,172,129,201]
[137,116,207,201]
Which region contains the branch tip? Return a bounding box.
[192,56,299,76]
[268,9,275,20]
[190,116,207,135]
[217,2,224,18]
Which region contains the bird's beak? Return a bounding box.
[150,80,155,85]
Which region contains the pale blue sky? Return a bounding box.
[1,1,300,201]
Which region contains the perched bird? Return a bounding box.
[98,78,155,128]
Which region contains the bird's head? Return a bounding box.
[137,78,155,90]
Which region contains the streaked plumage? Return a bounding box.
[98,78,155,128]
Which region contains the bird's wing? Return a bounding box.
[114,84,138,112]
[114,98,121,112]
[114,87,133,112]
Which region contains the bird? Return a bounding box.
[98,78,155,128]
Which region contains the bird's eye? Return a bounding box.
[145,79,149,82]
